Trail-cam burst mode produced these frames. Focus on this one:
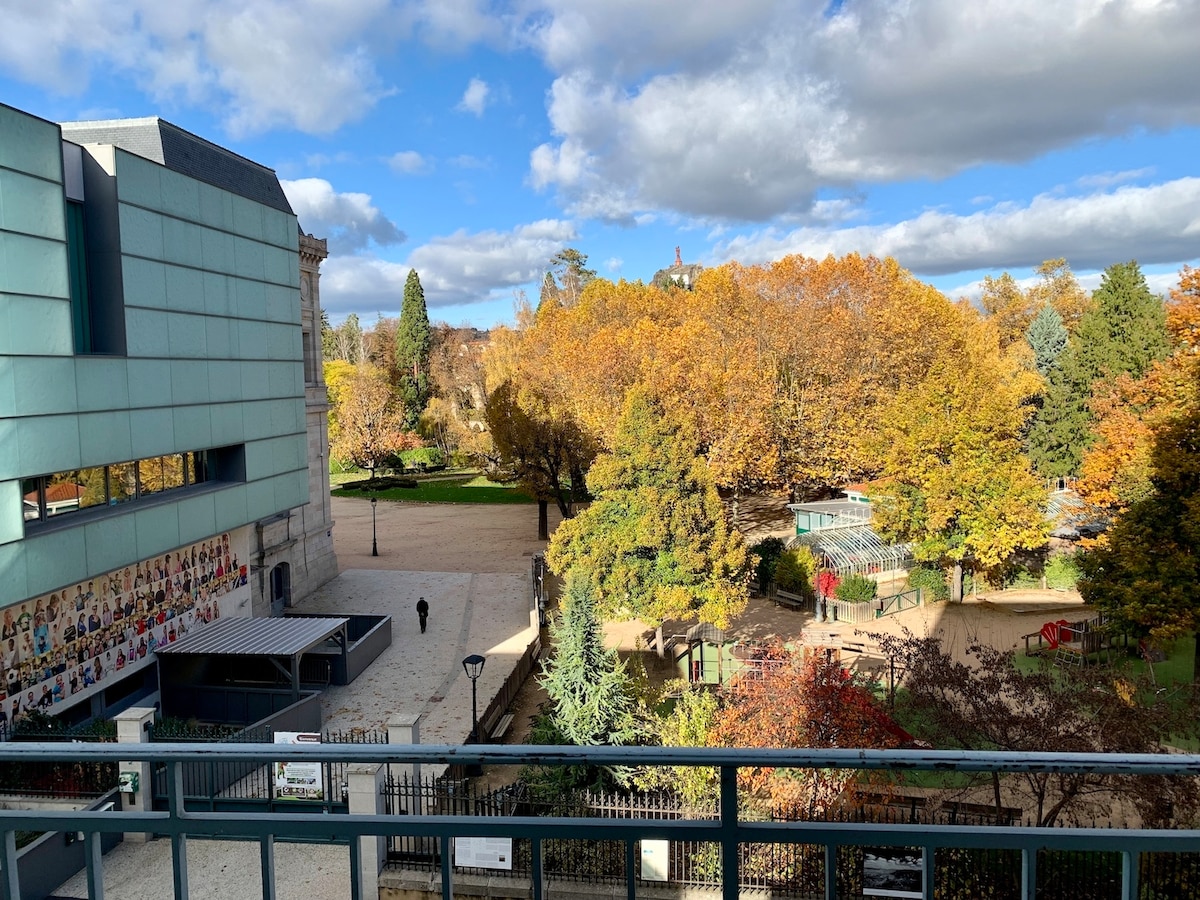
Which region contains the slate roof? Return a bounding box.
[59,117,294,215]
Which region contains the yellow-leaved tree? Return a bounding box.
[873,312,1048,601]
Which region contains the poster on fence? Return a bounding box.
[862,847,925,898]
[640,840,669,881]
[454,837,513,870]
[273,732,323,801]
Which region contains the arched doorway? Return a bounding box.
[269,563,291,616]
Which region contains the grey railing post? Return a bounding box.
[2,830,19,900]
[439,835,454,900]
[825,844,837,899]
[625,839,636,900]
[166,761,189,900]
[1021,847,1037,900]
[260,836,276,900]
[84,831,105,900]
[114,706,157,842]
[532,837,545,900]
[1121,850,1139,900]
[347,762,385,900]
[719,764,739,900]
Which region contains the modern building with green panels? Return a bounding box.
[0,103,336,725]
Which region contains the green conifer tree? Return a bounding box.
[395,269,431,429]
[1026,303,1068,377]
[1027,262,1169,477]
[539,572,639,748]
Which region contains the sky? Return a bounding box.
[3,0,1199,330]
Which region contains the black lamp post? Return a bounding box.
[370,496,378,557]
[463,654,486,775]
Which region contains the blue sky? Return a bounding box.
[4,0,1198,329]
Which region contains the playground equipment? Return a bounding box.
[1025,614,1117,666]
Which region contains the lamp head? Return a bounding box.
[371,497,377,507]
[462,654,486,680]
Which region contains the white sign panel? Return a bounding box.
[863,847,925,899]
[640,839,669,881]
[274,732,324,801]
[454,837,514,871]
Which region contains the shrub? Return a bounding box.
[449,450,476,468]
[749,537,787,590]
[906,565,949,602]
[834,573,877,603]
[342,476,418,491]
[1045,554,1080,590]
[774,546,818,598]
[398,447,446,469]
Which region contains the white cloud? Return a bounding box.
[449,154,491,170]
[280,178,406,253]
[1075,167,1156,189]
[524,0,1200,222]
[0,0,409,137]
[304,151,357,170]
[321,219,579,315]
[605,257,623,273]
[711,178,1200,276]
[457,77,491,116]
[387,150,432,174]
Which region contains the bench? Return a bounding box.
[489,713,516,742]
[774,589,807,610]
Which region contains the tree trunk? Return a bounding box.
[656,623,666,658]
[537,500,549,541]
[1194,629,1200,683]
[951,560,964,604]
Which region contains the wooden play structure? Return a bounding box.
[1023,614,1124,666]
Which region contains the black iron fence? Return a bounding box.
[149,722,386,813]
[0,718,117,798]
[380,775,1200,898]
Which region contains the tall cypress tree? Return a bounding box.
[395,269,431,429]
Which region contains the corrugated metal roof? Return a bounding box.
[157,616,348,657]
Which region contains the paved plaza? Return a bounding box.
[53,496,553,899]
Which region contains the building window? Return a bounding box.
[22,448,223,527]
[65,199,92,354]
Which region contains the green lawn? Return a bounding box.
[1014,635,1196,685]
[332,475,536,504]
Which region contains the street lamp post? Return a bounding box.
[462,654,486,776]
[370,496,378,557]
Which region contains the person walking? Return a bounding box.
[416,597,429,633]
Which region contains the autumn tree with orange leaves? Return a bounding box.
[710,648,902,817]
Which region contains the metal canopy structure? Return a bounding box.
[157,616,349,699]
[788,525,913,577]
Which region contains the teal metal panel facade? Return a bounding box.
[0,103,308,610]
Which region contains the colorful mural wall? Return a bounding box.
[0,527,251,726]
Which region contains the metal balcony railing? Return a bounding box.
[1,742,1199,900]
